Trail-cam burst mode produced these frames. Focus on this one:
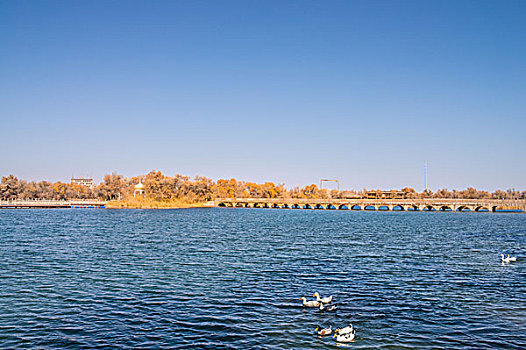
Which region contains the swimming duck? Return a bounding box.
[319,302,337,312]
[501,254,517,263]
[314,325,332,336]
[313,292,333,304]
[299,297,320,307]
[333,328,356,342]
[334,323,354,335]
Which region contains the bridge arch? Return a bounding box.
[378,205,389,211]
[364,205,376,211]
[439,206,452,211]
[474,206,489,212]
[456,205,472,212]
[326,204,337,210]
[422,205,436,211]
[350,205,362,210]
[392,205,405,211]
[338,204,349,210]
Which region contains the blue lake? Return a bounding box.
[0,209,525,349]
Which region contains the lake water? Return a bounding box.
[0,208,525,349]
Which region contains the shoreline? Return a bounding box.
[105,204,213,209]
[105,199,215,209]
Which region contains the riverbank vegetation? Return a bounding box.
[1,172,525,206]
[105,197,210,209]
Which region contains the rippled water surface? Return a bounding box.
[0,209,525,349]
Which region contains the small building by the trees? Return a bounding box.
[134,180,145,197]
[71,177,94,190]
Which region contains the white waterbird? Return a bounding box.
[319,302,337,312]
[335,323,354,335]
[299,297,320,307]
[313,292,333,304]
[501,254,517,263]
[333,328,356,342]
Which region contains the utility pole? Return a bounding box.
[424,163,427,193]
[320,179,340,191]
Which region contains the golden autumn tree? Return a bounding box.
[53,182,68,200]
[302,184,318,198]
[96,173,126,200]
[213,179,242,198]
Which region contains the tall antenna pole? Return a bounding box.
[424,163,427,192]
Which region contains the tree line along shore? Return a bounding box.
[1,171,524,209]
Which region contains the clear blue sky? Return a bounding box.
[1,0,525,191]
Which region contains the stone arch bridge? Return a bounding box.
[216,198,526,213]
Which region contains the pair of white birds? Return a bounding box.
[315,324,356,342]
[333,323,356,343]
[501,254,517,263]
[299,292,333,307]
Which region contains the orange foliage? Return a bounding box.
[2,171,525,201]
